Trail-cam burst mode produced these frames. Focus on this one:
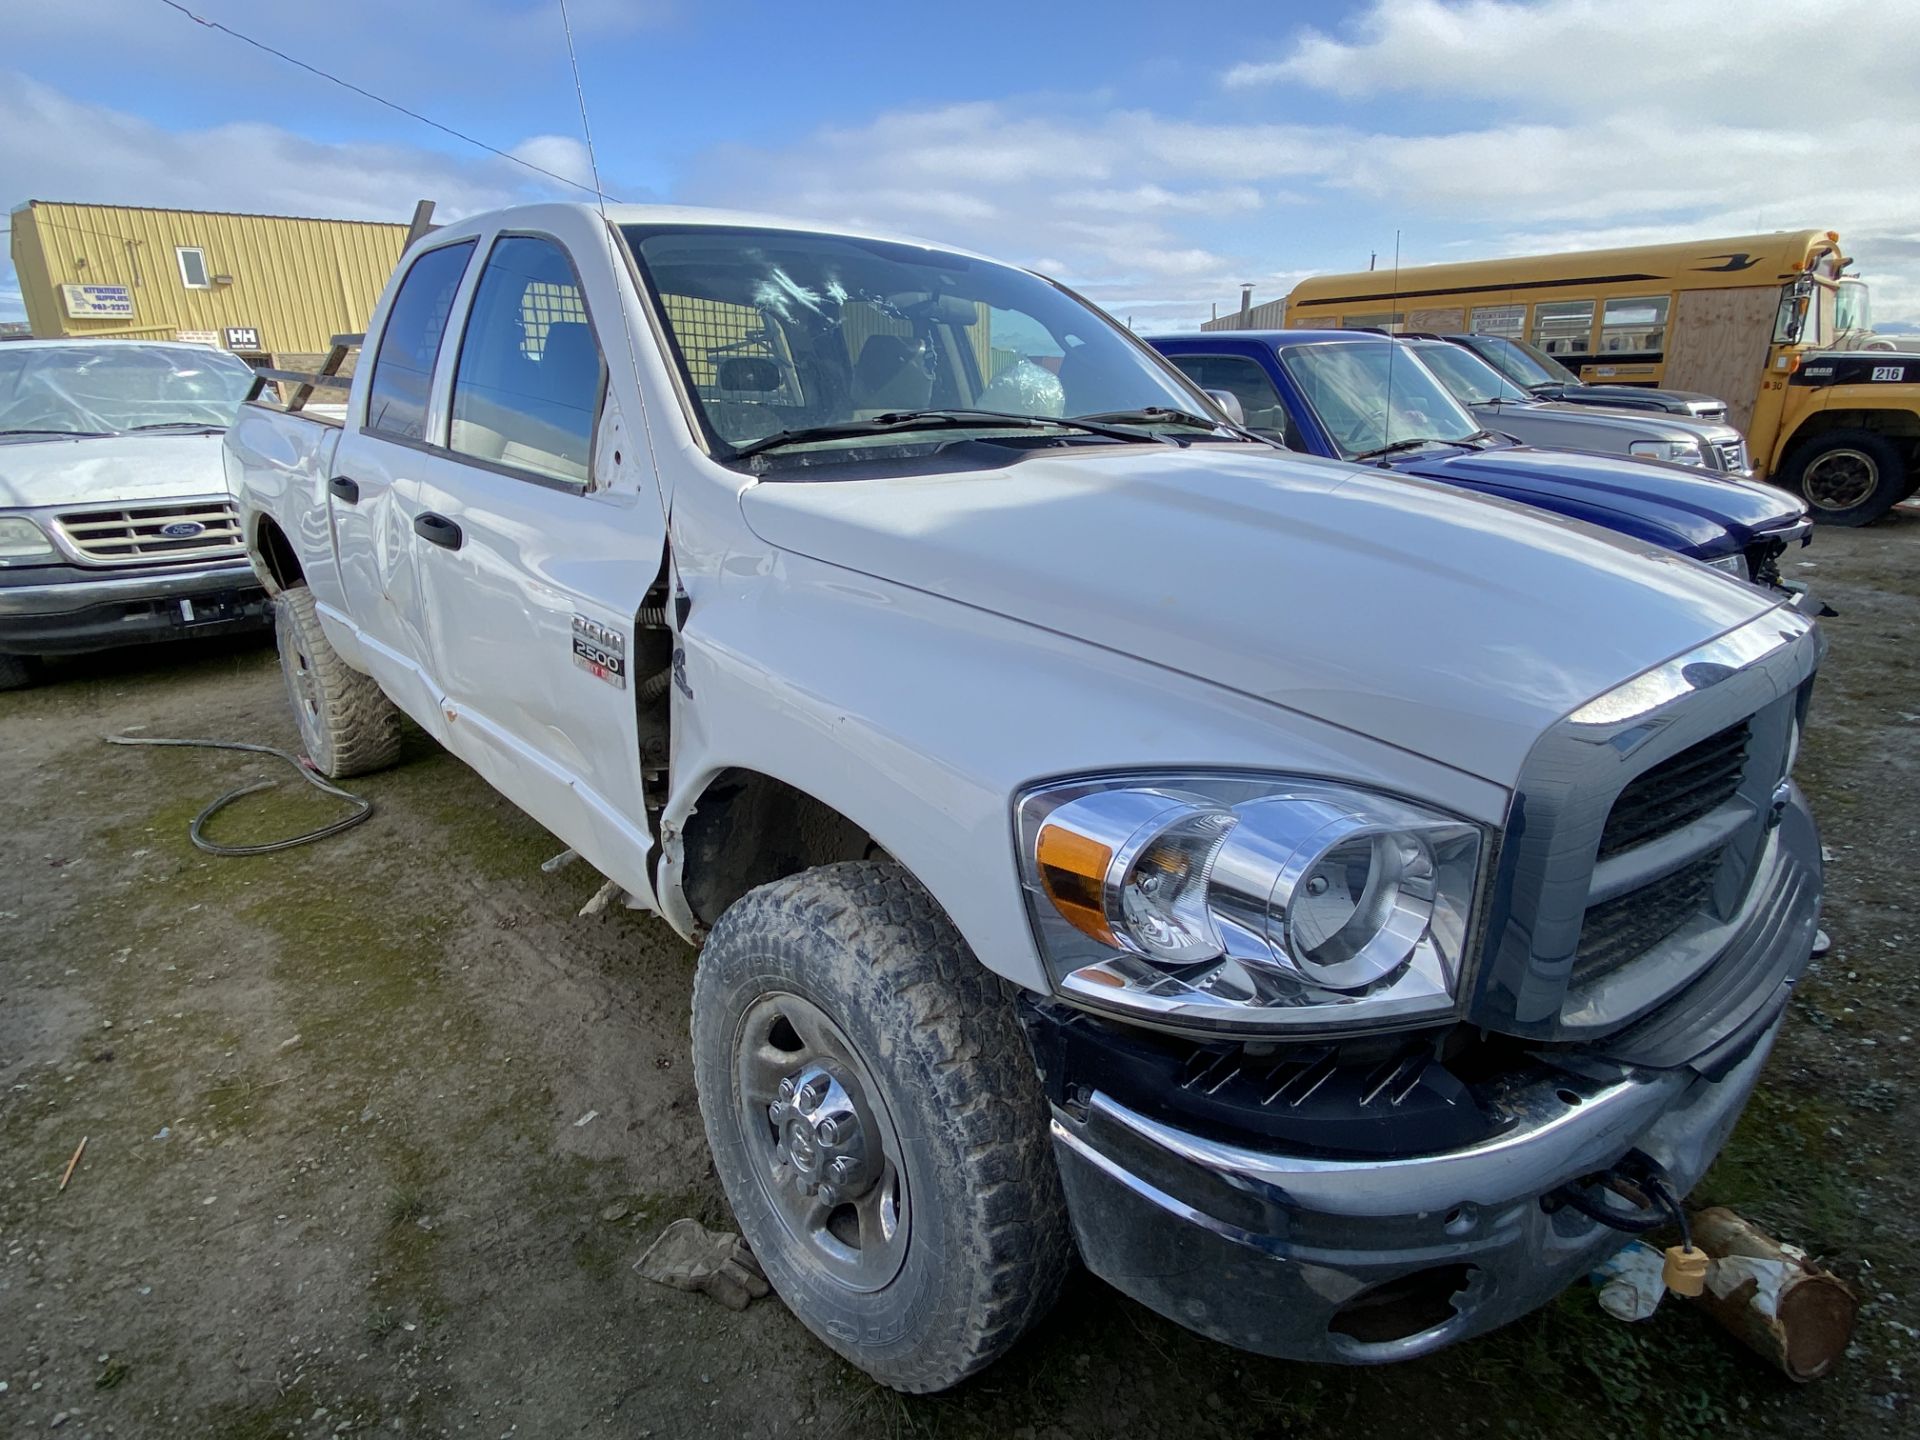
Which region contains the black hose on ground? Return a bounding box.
[104,734,373,856]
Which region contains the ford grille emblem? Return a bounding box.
[159,521,207,539]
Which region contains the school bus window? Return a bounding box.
[1599,296,1669,355]
[1532,300,1594,355]
[1342,311,1405,332]
[1470,305,1525,338]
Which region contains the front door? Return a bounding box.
[407,232,666,902]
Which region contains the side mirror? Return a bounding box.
[1204,389,1246,426]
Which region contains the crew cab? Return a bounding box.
[0,339,268,689]
[1443,331,1732,421]
[230,204,1824,1392]
[1151,330,1813,591]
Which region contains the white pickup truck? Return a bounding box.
[229,203,1825,1392]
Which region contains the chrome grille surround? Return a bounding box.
[53,496,245,568]
[1711,437,1750,474]
[1469,606,1823,1047]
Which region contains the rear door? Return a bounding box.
[328,237,477,725]
[408,228,666,902]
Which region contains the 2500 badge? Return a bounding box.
[571,613,627,689]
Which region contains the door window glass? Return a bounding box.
[1530,300,1595,356]
[1599,296,1669,354]
[366,240,476,440]
[1165,353,1294,442]
[449,236,605,485]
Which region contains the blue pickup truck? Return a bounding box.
[1151,329,1812,589]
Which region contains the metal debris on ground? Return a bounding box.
[635,1218,771,1312]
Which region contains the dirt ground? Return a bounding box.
[4,513,1918,1440]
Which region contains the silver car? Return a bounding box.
[1406,337,1751,475]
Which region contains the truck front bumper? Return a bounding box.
[1050,1015,1779,1363]
[0,561,269,656]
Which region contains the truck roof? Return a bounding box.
[1151,330,1371,346]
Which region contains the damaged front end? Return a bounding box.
[1018,606,1824,1362]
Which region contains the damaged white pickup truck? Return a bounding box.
[229,203,1825,1392]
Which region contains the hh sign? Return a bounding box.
[224,326,262,351]
[60,284,135,320]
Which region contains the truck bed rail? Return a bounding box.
[245,333,363,424]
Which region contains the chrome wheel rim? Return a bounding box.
[1803,447,1879,512]
[734,991,909,1293]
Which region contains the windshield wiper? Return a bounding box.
[1355,437,1443,461]
[1074,407,1286,450]
[126,421,225,432]
[0,428,111,438]
[727,408,1165,461]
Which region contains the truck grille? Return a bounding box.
[1712,438,1749,473]
[1575,853,1721,983]
[1596,721,1749,860]
[55,500,244,568]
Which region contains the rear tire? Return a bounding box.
[692,860,1072,1393]
[273,585,403,777]
[0,653,40,692]
[1781,428,1908,526]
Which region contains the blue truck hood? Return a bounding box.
[1392,445,1805,558]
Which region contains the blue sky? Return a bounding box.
[6,0,1918,332]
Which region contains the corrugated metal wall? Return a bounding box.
[10,201,408,359]
[1199,296,1290,332]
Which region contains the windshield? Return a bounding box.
[1465,333,1577,388]
[0,344,256,436]
[1412,342,1532,405]
[1837,278,1872,335]
[619,224,1211,462]
[1275,341,1481,459]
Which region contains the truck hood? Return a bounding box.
[1548,383,1726,417]
[0,431,231,510]
[1483,397,1739,444]
[740,445,1779,785]
[1398,444,1804,557]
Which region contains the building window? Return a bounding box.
[1599,296,1670,354]
[176,247,211,289]
[1531,300,1595,356]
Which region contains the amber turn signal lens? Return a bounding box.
[1035,822,1115,946]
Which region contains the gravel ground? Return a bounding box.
[2,514,1917,1439]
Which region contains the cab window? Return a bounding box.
[366,240,476,441]
[1165,353,1295,444]
[448,236,605,486]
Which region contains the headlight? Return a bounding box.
[0,516,56,565]
[1704,552,1751,582]
[1629,438,1707,467]
[1017,774,1486,1034]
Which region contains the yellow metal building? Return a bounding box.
[8,200,409,367]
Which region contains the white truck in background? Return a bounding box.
[228,202,1824,1391]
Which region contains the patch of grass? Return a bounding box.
[385,1182,432,1228]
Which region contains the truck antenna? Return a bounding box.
[557,0,664,522]
[1382,229,1401,447]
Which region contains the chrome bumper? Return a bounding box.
[0,561,261,617]
[1052,1017,1781,1363]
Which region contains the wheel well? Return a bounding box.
[253,515,304,595]
[1783,408,1920,461]
[677,769,876,927]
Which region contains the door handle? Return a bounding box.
[413,512,464,550]
[328,475,360,504]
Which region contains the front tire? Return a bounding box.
[1781,428,1909,526]
[272,585,403,777]
[0,653,40,692]
[691,861,1071,1392]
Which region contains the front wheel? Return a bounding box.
[1781,428,1909,526]
[691,861,1071,1393]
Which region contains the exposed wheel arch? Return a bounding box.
[675,767,882,929]
[252,514,304,595]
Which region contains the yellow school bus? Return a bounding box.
[1283,232,1920,524]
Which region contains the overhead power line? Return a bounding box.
[154,0,618,201]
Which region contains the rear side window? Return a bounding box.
[448,236,604,486]
[1165,353,1294,442]
[366,240,476,440]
